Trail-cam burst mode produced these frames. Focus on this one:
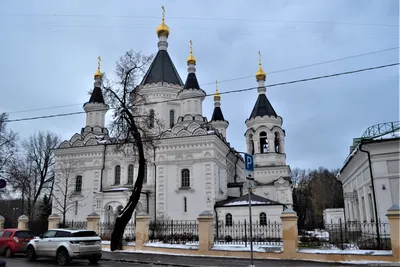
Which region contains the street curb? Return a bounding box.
[100,257,214,267]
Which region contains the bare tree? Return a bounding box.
[21,131,59,219]
[0,113,18,179]
[101,50,157,250]
[52,158,89,227]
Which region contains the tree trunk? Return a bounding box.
[110,110,146,251]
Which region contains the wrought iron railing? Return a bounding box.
[149,220,198,244]
[57,220,87,229]
[214,220,283,246]
[99,220,136,241]
[299,219,391,250]
[361,121,399,139]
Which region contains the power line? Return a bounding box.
[6,62,399,123]
[2,13,398,27]
[5,47,399,115]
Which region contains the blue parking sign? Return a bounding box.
[244,154,254,172]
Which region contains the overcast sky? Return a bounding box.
[0,0,398,170]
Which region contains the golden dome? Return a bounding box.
[187,40,196,64]
[156,6,170,37]
[214,80,221,101]
[255,51,266,81]
[94,56,103,79]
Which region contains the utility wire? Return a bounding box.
[6,47,399,114]
[5,62,399,123]
[2,13,398,27]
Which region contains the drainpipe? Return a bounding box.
[100,144,108,192]
[153,146,157,220]
[358,140,380,248]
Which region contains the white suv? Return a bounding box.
[26,229,102,266]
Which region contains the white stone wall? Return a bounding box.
[323,208,345,223]
[216,205,284,223]
[339,138,400,223]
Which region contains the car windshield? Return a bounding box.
[15,231,34,238]
[72,231,98,237]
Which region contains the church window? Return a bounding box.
[169,110,175,128]
[184,197,187,212]
[75,201,78,215]
[249,134,254,155]
[149,109,155,128]
[115,165,121,185]
[181,169,190,188]
[225,213,233,226]
[260,212,267,226]
[75,176,82,192]
[274,132,280,153]
[143,164,147,184]
[127,164,134,184]
[260,131,268,153]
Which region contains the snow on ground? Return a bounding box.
[304,229,329,240]
[145,242,198,250]
[212,244,282,253]
[298,248,392,256]
[102,240,135,246]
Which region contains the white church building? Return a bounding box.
[52,11,293,224]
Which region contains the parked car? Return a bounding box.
[0,229,34,258]
[26,229,102,266]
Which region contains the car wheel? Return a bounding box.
[26,246,37,261]
[5,247,12,258]
[56,248,70,266]
[88,255,101,264]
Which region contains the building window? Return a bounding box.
[260,131,268,153]
[184,197,187,212]
[149,109,155,128]
[368,193,375,222]
[143,164,147,184]
[274,132,280,153]
[259,212,267,225]
[362,196,367,222]
[169,110,175,128]
[225,213,233,226]
[127,164,134,184]
[75,176,82,192]
[249,134,254,155]
[115,165,121,185]
[74,201,78,215]
[181,169,190,188]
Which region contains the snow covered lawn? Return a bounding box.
[212,243,282,253]
[145,242,198,250]
[298,248,392,256]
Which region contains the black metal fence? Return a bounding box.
[57,220,87,229]
[214,220,283,246]
[149,220,198,244]
[299,219,391,250]
[99,221,136,241]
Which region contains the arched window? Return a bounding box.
[115,165,121,185]
[225,213,233,226]
[249,134,254,155]
[75,176,82,192]
[181,169,190,188]
[183,197,187,212]
[260,131,268,153]
[260,212,267,226]
[169,110,175,128]
[116,205,123,215]
[274,132,280,153]
[143,164,147,184]
[127,164,134,184]
[149,109,155,128]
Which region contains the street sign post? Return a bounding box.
[244,154,255,267]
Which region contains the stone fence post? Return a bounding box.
[386,204,400,262]
[87,212,100,234]
[280,208,298,258]
[198,211,214,253]
[18,215,29,230]
[48,214,61,229]
[0,215,4,231]
[135,212,150,249]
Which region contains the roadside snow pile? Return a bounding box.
[298,249,392,256]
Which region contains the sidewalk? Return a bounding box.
[101,251,369,267]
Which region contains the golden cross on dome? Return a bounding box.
[190,40,193,54]
[97,56,101,71]
[258,50,262,66]
[216,80,219,92]
[162,6,165,22]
